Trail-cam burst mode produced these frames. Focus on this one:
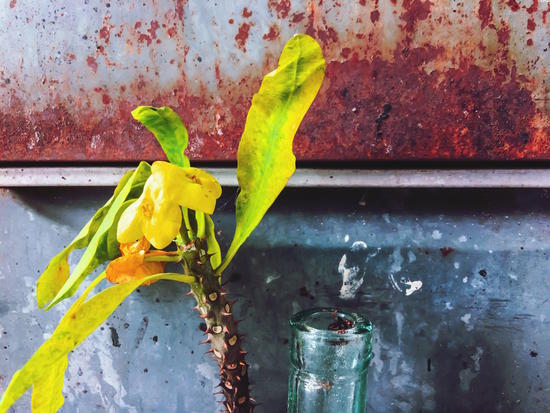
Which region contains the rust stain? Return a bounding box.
[263,25,280,41]
[497,22,510,45]
[148,20,160,39]
[400,0,432,32]
[1,0,550,162]
[440,247,455,257]
[506,0,521,12]
[526,0,538,13]
[295,43,542,161]
[86,56,98,73]
[235,23,251,51]
[9,0,16,8]
[268,0,292,19]
[291,12,306,23]
[478,0,493,29]
[175,0,187,21]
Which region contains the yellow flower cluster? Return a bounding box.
[117,161,221,249]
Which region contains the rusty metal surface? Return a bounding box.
[0,0,549,162]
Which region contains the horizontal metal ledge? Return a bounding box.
[3,167,550,188]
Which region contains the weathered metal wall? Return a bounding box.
[1,0,549,161]
[1,187,549,412]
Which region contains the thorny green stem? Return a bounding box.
[178,239,255,413]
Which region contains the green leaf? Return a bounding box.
[182,207,195,240]
[44,162,151,310]
[36,169,136,309]
[205,215,222,269]
[131,106,190,167]
[31,356,68,413]
[195,211,205,239]
[218,34,325,273]
[95,198,137,263]
[0,271,194,413]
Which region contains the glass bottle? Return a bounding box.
[287,307,373,413]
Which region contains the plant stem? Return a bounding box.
[183,243,255,412]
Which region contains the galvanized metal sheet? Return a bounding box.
[1,187,550,411]
[0,0,549,161]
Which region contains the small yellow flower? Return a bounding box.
[117,161,222,249]
[106,237,176,285]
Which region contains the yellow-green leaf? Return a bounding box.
[36,170,135,309]
[131,106,190,167]
[44,162,151,310]
[205,215,222,269]
[0,271,194,413]
[218,34,325,273]
[31,356,68,413]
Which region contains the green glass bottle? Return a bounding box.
[287,308,373,413]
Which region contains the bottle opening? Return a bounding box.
[290,307,372,337]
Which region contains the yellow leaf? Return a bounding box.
[31,356,68,413]
[218,34,325,273]
[0,271,194,413]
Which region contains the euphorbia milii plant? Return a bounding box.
[0,34,325,413]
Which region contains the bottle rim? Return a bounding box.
[289,307,372,339]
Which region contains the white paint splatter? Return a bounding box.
[460,313,473,331]
[90,134,103,150]
[351,240,367,251]
[338,254,364,300]
[404,280,423,296]
[445,302,454,310]
[390,248,403,273]
[388,274,402,292]
[27,130,41,150]
[196,362,219,388]
[471,278,484,289]
[20,277,36,315]
[344,234,349,242]
[508,273,518,280]
[459,347,483,391]
[369,329,384,378]
[407,250,416,263]
[462,276,468,283]
[454,262,460,270]
[432,230,442,240]
[458,235,467,243]
[97,346,137,413]
[265,274,280,284]
[26,210,35,221]
[382,213,391,224]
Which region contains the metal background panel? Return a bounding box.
[1,187,549,412]
[1,0,549,161]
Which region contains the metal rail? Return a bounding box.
[2,167,550,188]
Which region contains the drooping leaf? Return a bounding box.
[205,215,221,269]
[36,169,136,309]
[44,162,151,309]
[131,106,190,167]
[31,356,68,413]
[218,34,325,273]
[0,271,194,413]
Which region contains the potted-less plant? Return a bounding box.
[0,34,325,413]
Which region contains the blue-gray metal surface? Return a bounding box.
[0,187,549,412]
